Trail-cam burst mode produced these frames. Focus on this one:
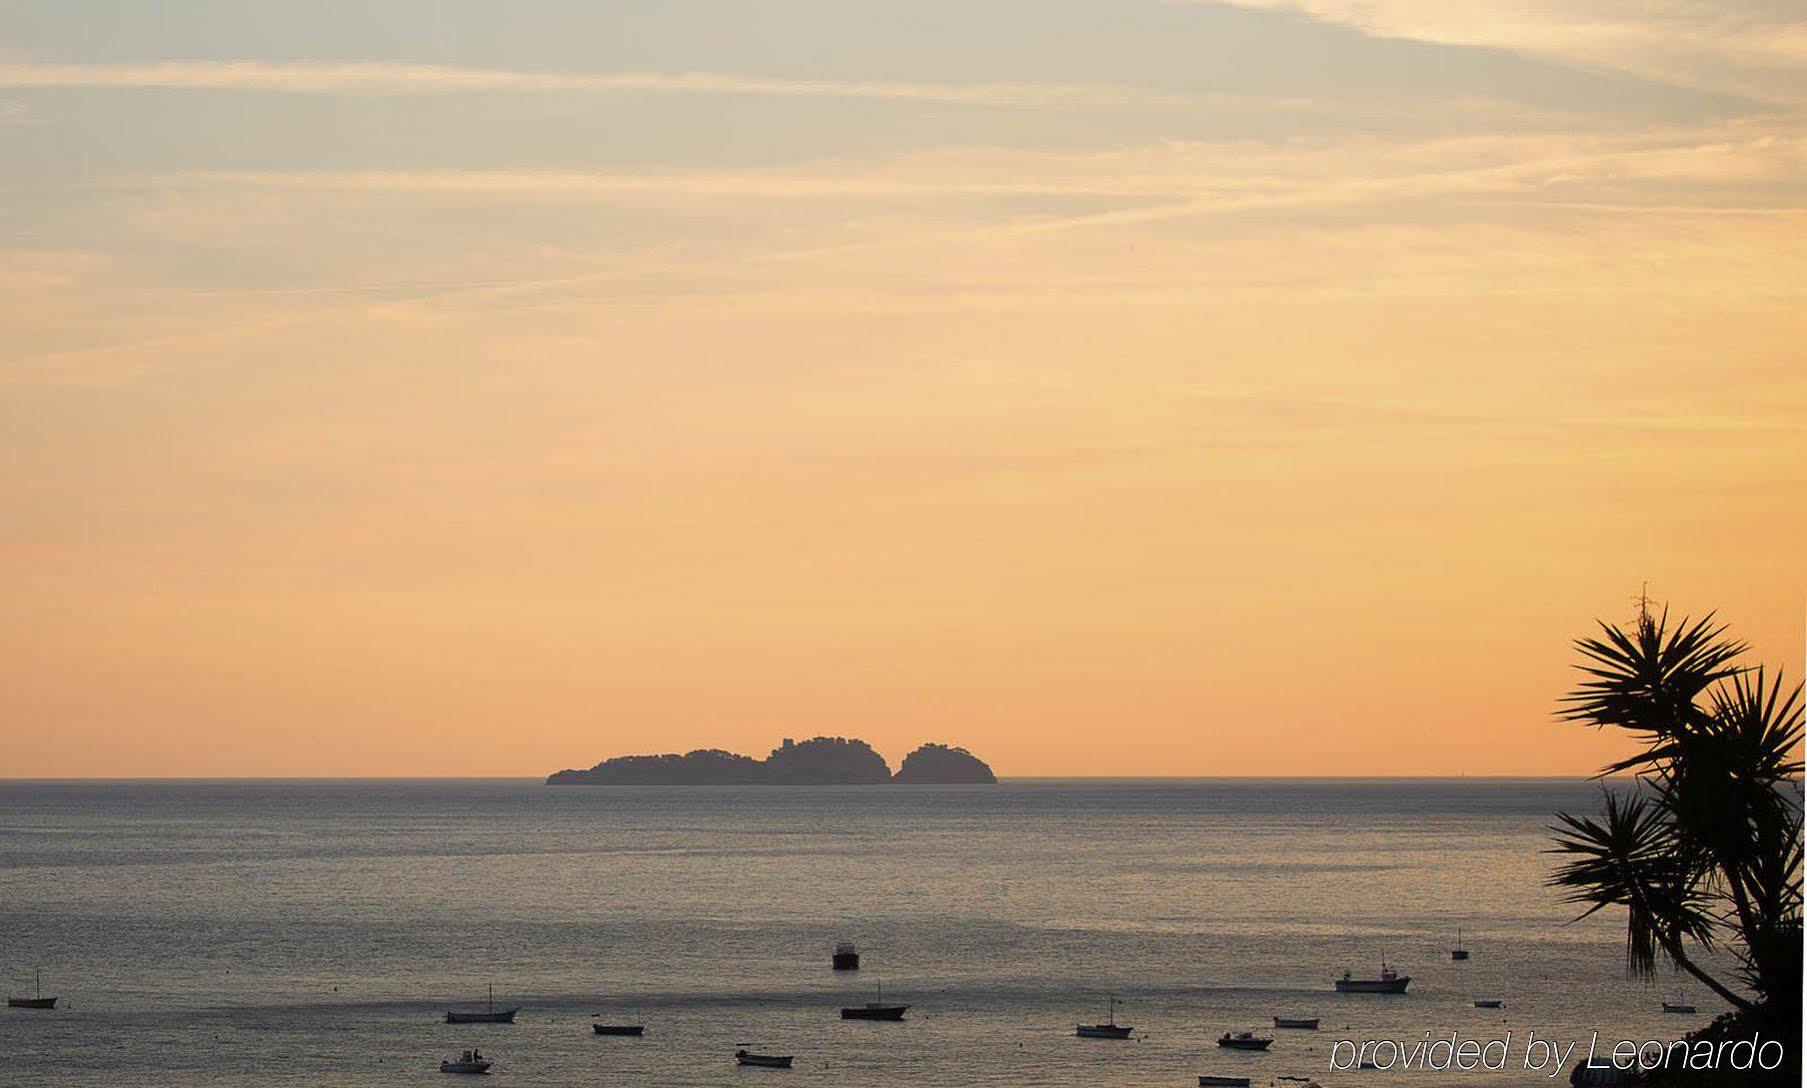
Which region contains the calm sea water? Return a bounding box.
[0,779,1711,1087]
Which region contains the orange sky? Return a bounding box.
[3,3,1804,777]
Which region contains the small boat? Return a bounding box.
[841,980,908,1020]
[445,983,518,1024]
[592,1023,646,1035]
[1216,1031,1273,1051]
[1075,994,1132,1038]
[7,970,57,1009]
[1334,958,1410,993]
[1473,999,1503,1009]
[736,1049,794,1068]
[1272,1016,1319,1029]
[832,942,860,971]
[1451,927,1470,961]
[1198,1077,1252,1087]
[1662,1001,1697,1014]
[440,1049,492,1075]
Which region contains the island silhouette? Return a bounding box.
[547,737,996,785]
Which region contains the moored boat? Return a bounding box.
[1334,958,1410,993]
[7,970,57,1009]
[736,1049,794,1068]
[440,1049,492,1074]
[1273,1016,1319,1029]
[592,1023,645,1035]
[841,980,908,1020]
[1216,1031,1273,1050]
[1198,1077,1252,1087]
[1451,927,1470,961]
[1662,1001,1697,1014]
[1075,994,1132,1038]
[1473,999,1502,1009]
[832,942,860,971]
[445,983,518,1024]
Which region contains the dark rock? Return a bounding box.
[892,743,997,784]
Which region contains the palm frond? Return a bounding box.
[1558,610,1746,749]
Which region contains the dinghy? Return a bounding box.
[1273,1016,1319,1029]
[736,1049,794,1068]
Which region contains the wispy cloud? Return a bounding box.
[1199,0,1807,106]
[0,60,1307,111]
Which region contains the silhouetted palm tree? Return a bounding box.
[1550,605,1802,1036]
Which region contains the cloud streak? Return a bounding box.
[0,60,1316,111]
[1203,0,1807,105]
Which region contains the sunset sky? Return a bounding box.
[3,2,1803,777]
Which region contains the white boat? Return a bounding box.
[440,1049,491,1074]
[1075,994,1132,1038]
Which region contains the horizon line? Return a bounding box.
[0,773,1617,783]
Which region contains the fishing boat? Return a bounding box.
[840,980,908,1020]
[1473,999,1503,1009]
[6,970,57,1009]
[1216,1031,1273,1050]
[1451,927,1470,961]
[592,1022,645,1035]
[1198,1077,1252,1087]
[1075,994,1133,1038]
[1334,958,1410,993]
[445,983,518,1024]
[832,942,860,971]
[440,1049,492,1074]
[736,1049,794,1068]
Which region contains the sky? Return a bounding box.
[2,1,1803,778]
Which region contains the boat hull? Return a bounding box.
[1335,977,1410,993]
[1217,1038,1273,1051]
[593,1024,645,1035]
[832,953,859,970]
[1473,1001,1502,1009]
[1199,1077,1252,1087]
[1662,1004,1697,1014]
[1450,950,1470,961]
[736,1053,794,1068]
[7,997,58,1009]
[1273,1017,1318,1029]
[445,1009,518,1024]
[439,1061,491,1074]
[1076,1024,1133,1039]
[841,1004,908,1020]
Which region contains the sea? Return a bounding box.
[0,778,1714,1087]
